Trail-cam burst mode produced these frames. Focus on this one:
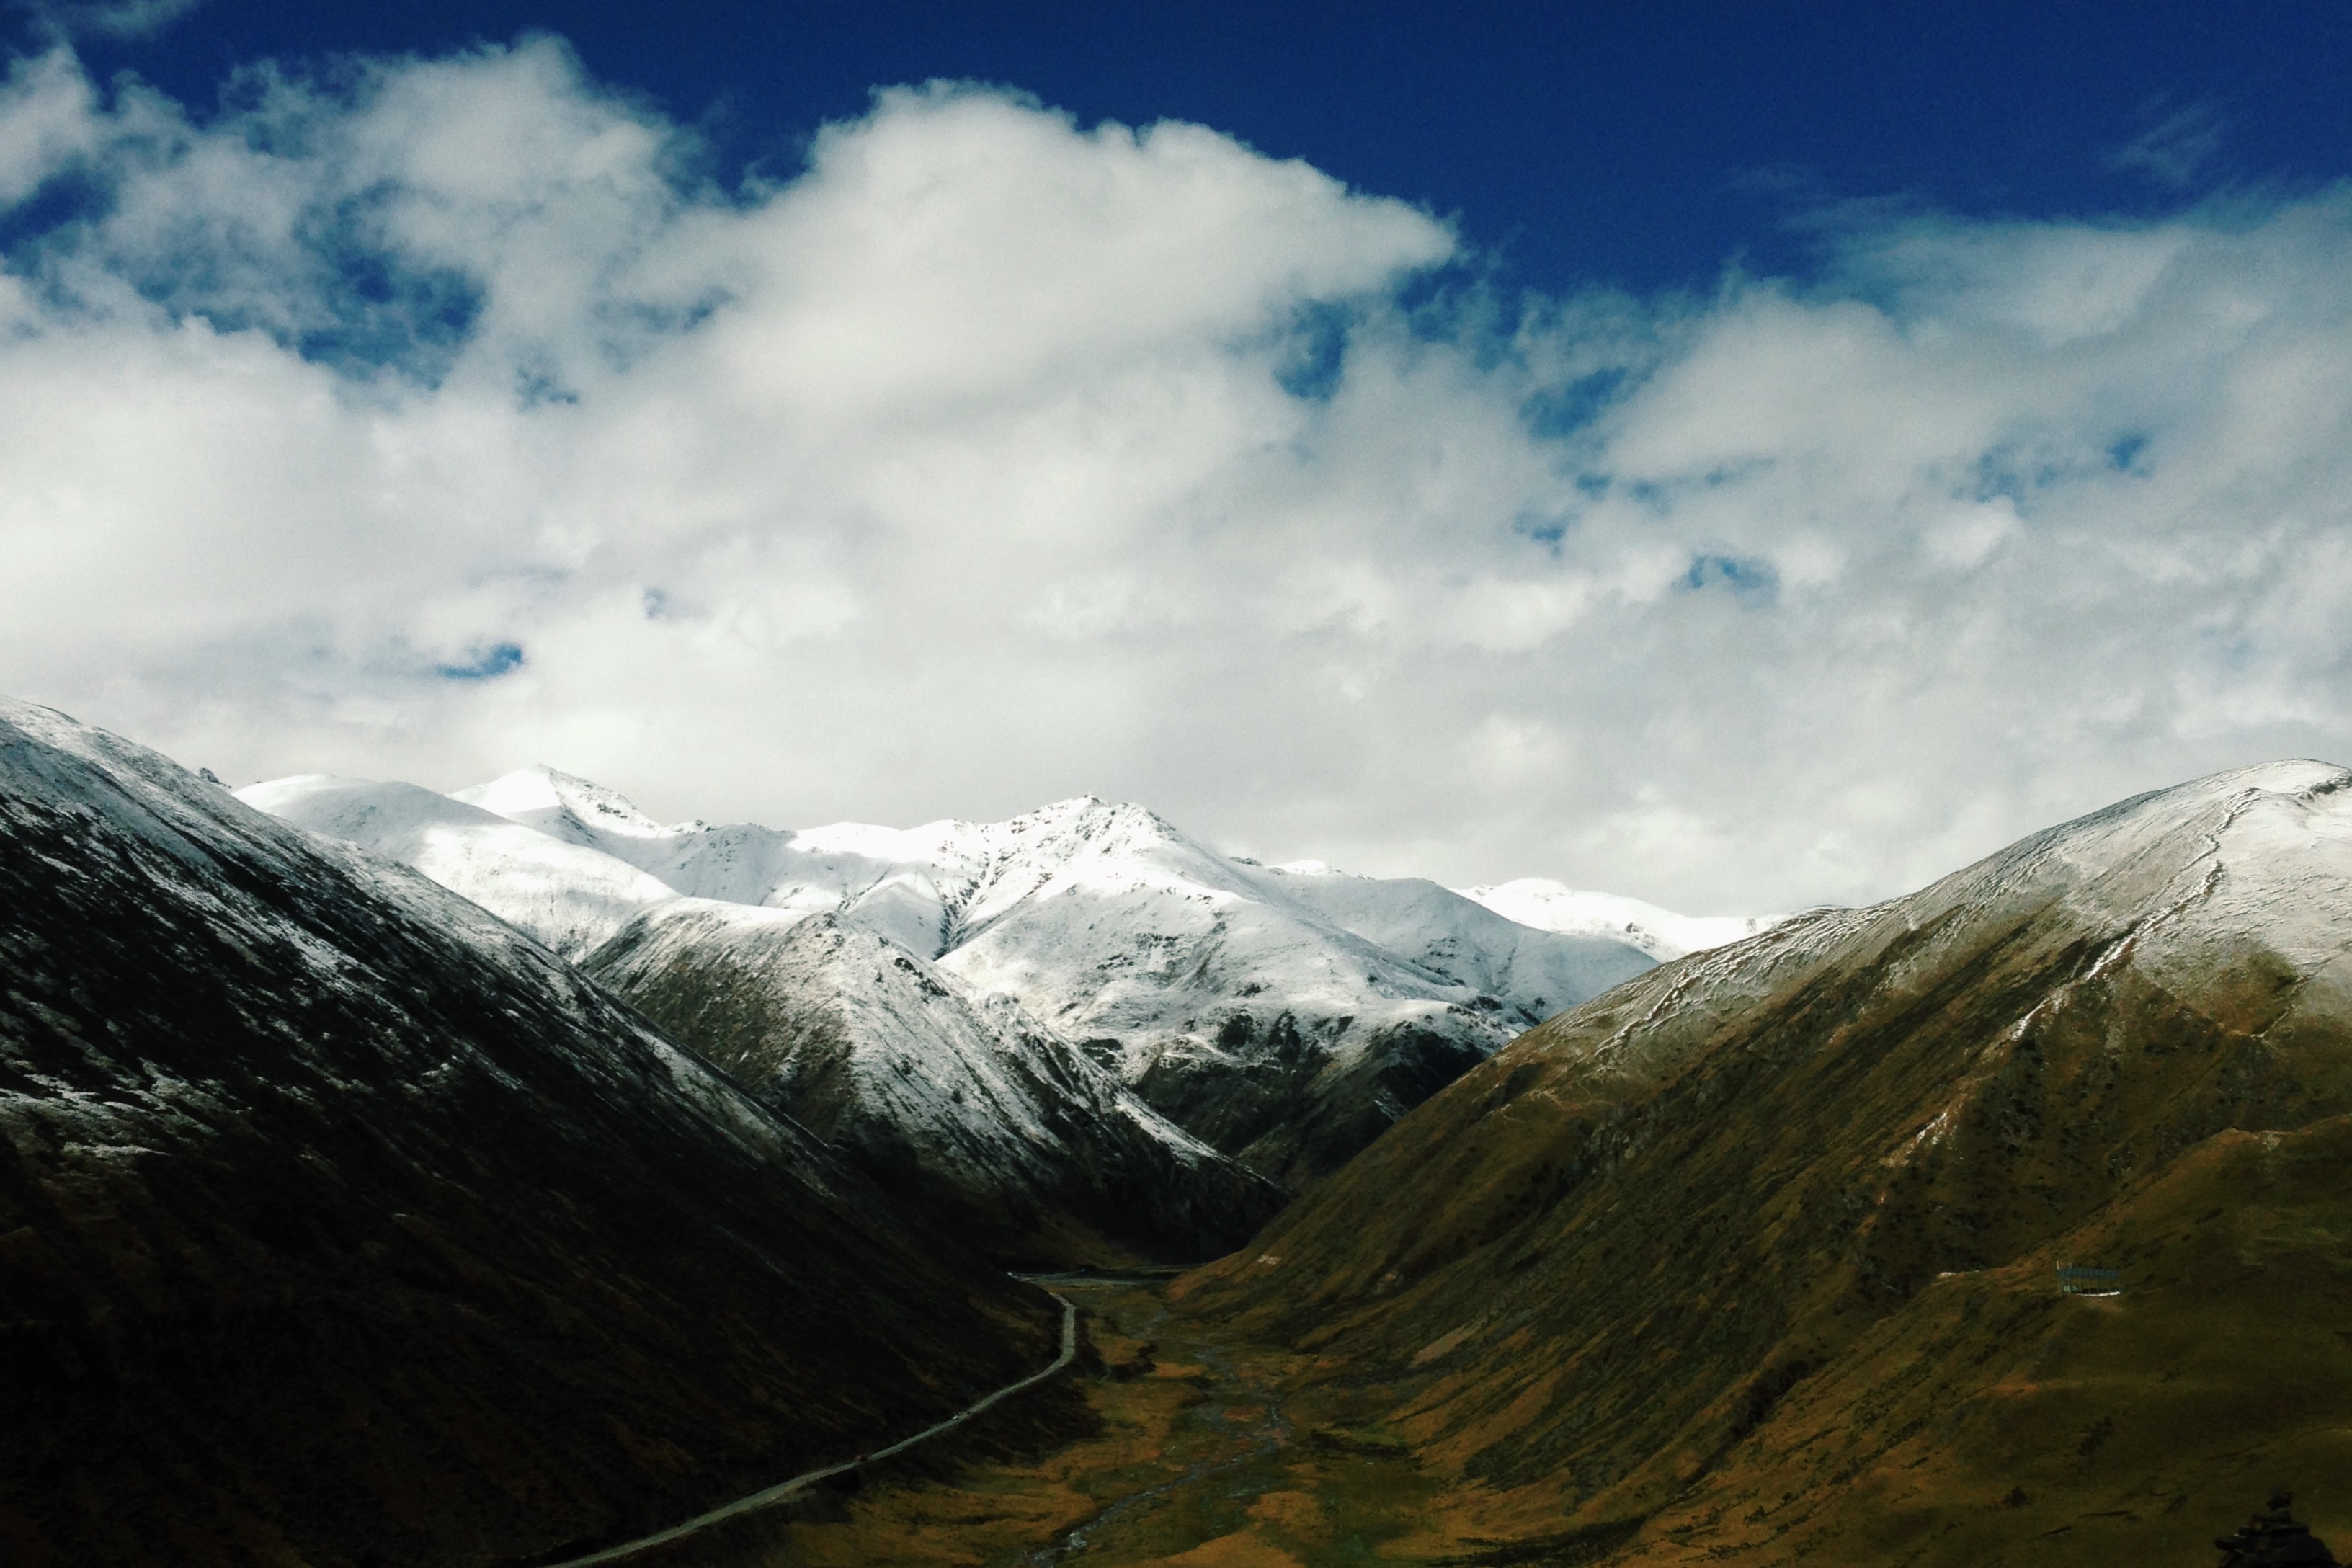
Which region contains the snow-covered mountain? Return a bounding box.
[1247,860,1657,1010]
[241,775,1293,1260]
[240,773,674,958]
[585,901,1285,1262]
[1456,877,1783,961]
[244,766,1664,1188]
[0,700,1057,1567]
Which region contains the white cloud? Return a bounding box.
[1,41,2349,914]
[0,48,94,201]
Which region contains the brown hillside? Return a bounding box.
[1179,760,2352,1565]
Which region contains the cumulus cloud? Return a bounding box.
[1,38,2349,912]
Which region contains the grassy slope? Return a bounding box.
[1176,771,2352,1564]
[1636,1114,2352,1565]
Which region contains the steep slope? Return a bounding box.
[238,772,677,958]
[454,771,1657,1182]
[1181,760,2352,1567]
[0,702,1057,1568]
[1457,876,1782,961]
[584,901,1286,1263]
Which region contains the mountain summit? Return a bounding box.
[1183,760,2352,1567]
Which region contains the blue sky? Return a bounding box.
[44,1,2352,295]
[4,1,2351,910]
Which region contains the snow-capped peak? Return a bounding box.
[454,765,693,847]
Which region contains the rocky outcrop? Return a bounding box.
[2217,1492,2340,1567]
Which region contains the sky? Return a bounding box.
[1,1,2350,912]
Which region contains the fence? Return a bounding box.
[2056,1265,2124,1296]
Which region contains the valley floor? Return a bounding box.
[671,1276,1473,1568]
[594,1244,2352,1568]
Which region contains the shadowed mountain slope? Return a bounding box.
[1180,760,2352,1567]
[583,900,1288,1264]
[0,701,1057,1568]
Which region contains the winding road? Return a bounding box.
[539,1291,1079,1567]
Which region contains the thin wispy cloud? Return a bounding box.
[0,40,2348,912]
[13,0,201,42]
[2109,100,2227,189]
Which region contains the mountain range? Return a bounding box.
[240,767,1726,1253]
[584,899,1286,1263]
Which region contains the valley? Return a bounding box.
[623,759,2352,1568]
[703,1197,2352,1568]
[4,13,2342,1567]
[9,700,2351,1568]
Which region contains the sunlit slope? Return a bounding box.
[0,701,1056,1568]
[1181,760,2352,1566]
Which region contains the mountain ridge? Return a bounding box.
[0,700,1058,1567]
[1176,757,2352,1567]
